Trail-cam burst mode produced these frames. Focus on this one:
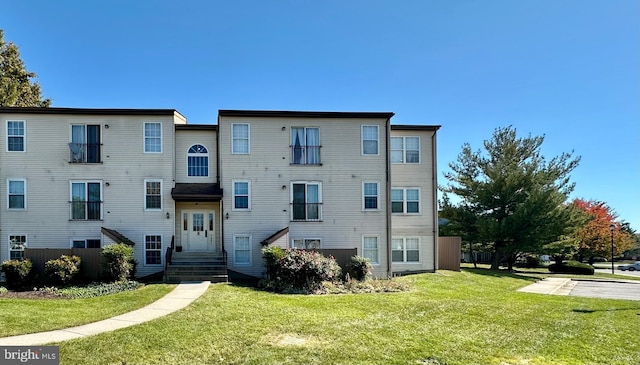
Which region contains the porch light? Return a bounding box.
[166,212,170,219]
[225,212,229,220]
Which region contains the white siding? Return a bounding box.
[218,116,389,277]
[175,129,217,183]
[0,112,179,277]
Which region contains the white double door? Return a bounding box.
[183,210,215,251]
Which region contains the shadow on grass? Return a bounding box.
[462,268,539,282]
[572,307,640,313]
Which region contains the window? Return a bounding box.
[144,122,162,153]
[145,235,162,265]
[187,144,209,176]
[362,125,379,155]
[72,239,101,248]
[233,234,251,265]
[391,188,420,214]
[7,121,25,152]
[291,182,322,221]
[292,238,321,249]
[291,127,320,165]
[362,236,379,264]
[232,180,250,210]
[70,181,102,220]
[9,235,27,259]
[232,123,249,154]
[70,124,101,163]
[145,179,162,210]
[392,237,420,262]
[363,182,379,210]
[8,179,26,210]
[391,136,420,163]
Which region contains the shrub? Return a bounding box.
[1,259,33,289]
[45,255,81,284]
[41,280,142,299]
[262,246,286,279]
[548,261,594,275]
[0,286,7,295]
[347,255,373,281]
[263,249,342,292]
[102,243,134,282]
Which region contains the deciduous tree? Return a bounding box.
[442,126,581,270]
[0,29,51,107]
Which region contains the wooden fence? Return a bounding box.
[316,248,358,271]
[25,248,105,281]
[438,236,461,271]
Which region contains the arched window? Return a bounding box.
[187,144,209,177]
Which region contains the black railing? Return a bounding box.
[70,201,102,220]
[290,145,321,165]
[69,143,102,163]
[291,202,322,221]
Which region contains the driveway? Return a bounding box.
[519,277,640,301]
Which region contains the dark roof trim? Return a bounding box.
[0,107,184,119]
[219,110,395,119]
[261,227,289,246]
[171,183,223,202]
[391,124,441,131]
[101,227,137,246]
[176,124,218,131]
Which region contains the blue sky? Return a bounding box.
[2,0,638,230]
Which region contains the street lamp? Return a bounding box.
[609,224,615,275]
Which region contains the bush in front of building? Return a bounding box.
[1,259,34,289]
[548,261,594,275]
[262,245,286,280]
[346,255,373,281]
[102,243,135,282]
[262,248,342,293]
[45,255,81,285]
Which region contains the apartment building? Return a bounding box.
[0,107,439,280]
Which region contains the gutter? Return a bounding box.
[431,130,439,271]
[385,117,393,278]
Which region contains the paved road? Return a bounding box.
[570,280,640,301]
[594,268,640,278]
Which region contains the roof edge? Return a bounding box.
[391,124,441,131]
[0,107,184,119]
[219,110,395,119]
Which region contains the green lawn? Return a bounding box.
[58,270,639,365]
[0,284,175,337]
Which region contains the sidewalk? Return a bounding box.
[0,281,210,346]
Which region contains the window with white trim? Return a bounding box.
[233,234,251,265]
[291,127,320,165]
[362,125,379,155]
[70,181,102,220]
[8,179,26,210]
[391,136,420,163]
[187,144,209,176]
[291,182,322,221]
[7,121,25,152]
[144,122,162,153]
[292,238,321,249]
[392,237,420,262]
[391,188,420,214]
[145,235,162,265]
[232,123,249,154]
[72,239,101,248]
[363,181,379,210]
[144,179,162,210]
[9,235,27,259]
[232,180,250,210]
[362,236,379,264]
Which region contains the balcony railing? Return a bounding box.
[290,146,321,165]
[70,201,102,220]
[69,143,102,163]
[291,202,322,222]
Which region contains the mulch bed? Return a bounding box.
[0,289,66,299]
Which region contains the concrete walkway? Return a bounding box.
[518,277,640,300]
[0,281,210,346]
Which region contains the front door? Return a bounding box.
[183,211,215,251]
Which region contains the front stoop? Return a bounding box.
[164,251,228,283]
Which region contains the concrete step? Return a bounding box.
[164,274,228,283]
[165,267,227,275]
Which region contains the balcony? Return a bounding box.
[290,145,321,165]
[70,201,102,220]
[291,202,322,222]
[69,143,102,163]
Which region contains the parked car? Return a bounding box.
[617,262,640,271]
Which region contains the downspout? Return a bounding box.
[431,129,439,271]
[385,117,392,278]
[217,114,224,254]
